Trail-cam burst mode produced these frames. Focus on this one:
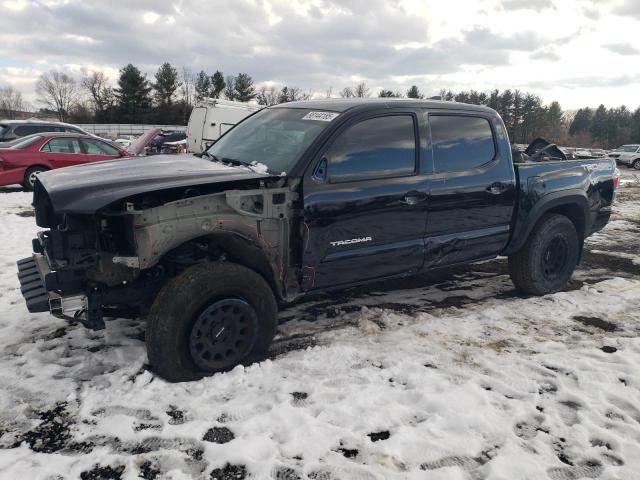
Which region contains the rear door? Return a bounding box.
[424,112,516,267]
[40,137,85,168]
[301,111,429,290]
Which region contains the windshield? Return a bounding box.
[205,107,338,174]
[618,145,639,152]
[10,135,43,149]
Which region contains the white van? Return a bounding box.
[187,99,261,153]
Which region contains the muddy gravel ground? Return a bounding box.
[0,169,639,479]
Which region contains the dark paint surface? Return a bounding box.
[299,103,616,292]
[28,100,616,299]
[36,154,269,213]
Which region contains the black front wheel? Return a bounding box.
[509,214,579,295]
[633,159,640,170]
[146,262,278,382]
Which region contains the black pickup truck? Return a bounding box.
[17,99,618,382]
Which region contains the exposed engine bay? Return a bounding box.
[27,178,301,330]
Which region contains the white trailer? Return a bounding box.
[187,99,261,153]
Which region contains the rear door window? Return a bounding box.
[326,115,417,183]
[430,115,496,172]
[11,135,43,149]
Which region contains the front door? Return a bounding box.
[301,112,429,290]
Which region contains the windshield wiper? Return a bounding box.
[221,157,253,168]
[201,151,220,162]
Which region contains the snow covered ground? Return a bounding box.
[0,171,639,480]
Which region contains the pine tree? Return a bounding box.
[153,62,180,106]
[406,85,423,99]
[569,108,593,136]
[487,89,500,111]
[114,64,152,123]
[378,89,401,97]
[233,73,256,102]
[545,101,564,142]
[590,105,609,144]
[211,71,225,99]
[194,70,211,101]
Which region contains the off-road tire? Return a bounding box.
[632,159,640,170]
[508,213,579,295]
[22,166,48,191]
[146,262,278,382]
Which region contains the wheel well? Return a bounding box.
[544,203,586,239]
[161,233,283,300]
[25,164,50,174]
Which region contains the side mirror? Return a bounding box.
[312,158,328,183]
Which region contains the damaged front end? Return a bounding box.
[17,177,300,330]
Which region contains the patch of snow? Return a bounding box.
[0,175,638,479]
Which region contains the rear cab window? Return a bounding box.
[430,115,496,172]
[326,115,417,183]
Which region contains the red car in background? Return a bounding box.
[0,133,130,190]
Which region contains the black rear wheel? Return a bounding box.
[509,214,579,295]
[22,166,47,191]
[146,262,278,382]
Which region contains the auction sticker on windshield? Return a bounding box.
[302,111,340,122]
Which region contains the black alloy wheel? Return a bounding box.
[189,298,258,371]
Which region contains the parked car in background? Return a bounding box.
[559,147,577,159]
[574,148,595,159]
[589,149,607,158]
[148,131,187,154]
[0,120,91,143]
[187,98,260,153]
[608,144,640,169]
[0,132,128,190]
[114,137,135,148]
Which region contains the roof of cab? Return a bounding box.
[271,98,497,114]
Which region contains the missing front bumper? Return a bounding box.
[16,254,88,322]
[16,255,50,313]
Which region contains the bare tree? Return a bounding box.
[224,75,236,100]
[81,71,113,122]
[256,86,279,106]
[281,86,312,102]
[0,86,25,119]
[340,87,355,98]
[35,70,79,121]
[180,67,196,106]
[354,82,370,98]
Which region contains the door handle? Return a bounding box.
[402,191,427,205]
[486,182,507,195]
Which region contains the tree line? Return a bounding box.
[0,63,638,148]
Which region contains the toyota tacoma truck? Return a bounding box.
[17,99,618,382]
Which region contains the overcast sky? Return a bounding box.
[1,0,639,110]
